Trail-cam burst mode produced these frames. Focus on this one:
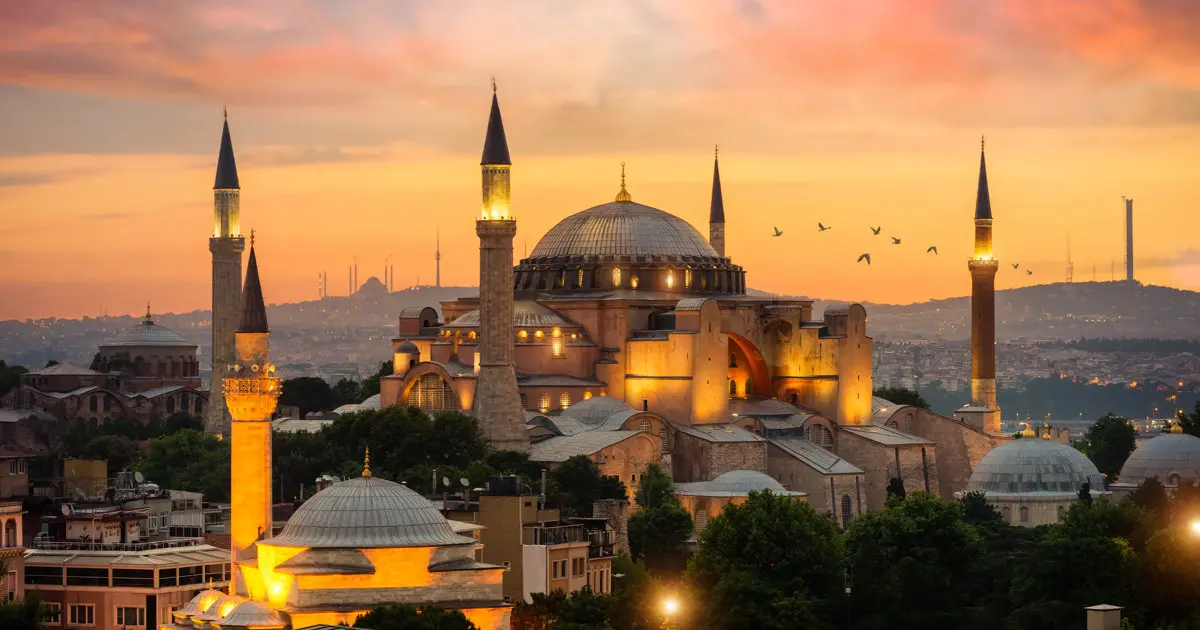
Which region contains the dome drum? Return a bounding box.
[515,260,745,296]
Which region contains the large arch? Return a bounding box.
[724,330,770,398]
[399,362,468,413]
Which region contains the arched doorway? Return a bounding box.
[724,331,770,398]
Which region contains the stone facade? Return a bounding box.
[671,432,766,483]
[206,223,244,435]
[474,218,530,453]
[836,431,938,511]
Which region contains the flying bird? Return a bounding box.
[1026,269,1033,275]
[818,223,831,232]
[891,237,902,245]
[857,253,871,264]
[927,246,938,255]
[870,226,881,235]
[1012,263,1020,269]
[772,226,783,237]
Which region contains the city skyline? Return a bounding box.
[3,1,1200,320]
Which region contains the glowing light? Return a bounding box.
[666,270,675,289]
[584,391,593,400]
[1191,521,1200,536]
[535,330,544,339]
[662,597,679,617]
[612,267,622,287]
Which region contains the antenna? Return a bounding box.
[1065,234,1073,284]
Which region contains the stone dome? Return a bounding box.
[396,340,419,354]
[560,396,634,426]
[1117,433,1200,487]
[967,438,1106,496]
[104,316,191,347]
[675,469,805,497]
[212,600,286,630]
[266,475,475,549]
[530,201,720,260]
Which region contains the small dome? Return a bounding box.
[212,600,286,630]
[193,594,244,622]
[967,439,1105,495]
[675,469,804,497]
[396,341,419,354]
[1118,433,1200,487]
[104,317,191,347]
[173,588,224,620]
[267,476,474,549]
[560,396,634,426]
[530,201,720,260]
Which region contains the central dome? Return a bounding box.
[267,476,474,549]
[530,201,720,260]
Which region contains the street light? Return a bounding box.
[661,597,679,629]
[1191,520,1200,537]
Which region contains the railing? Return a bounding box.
[30,537,205,552]
[526,524,588,546]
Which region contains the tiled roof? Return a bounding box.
[27,363,101,376]
[673,422,763,443]
[530,431,646,463]
[770,437,862,475]
[840,424,933,446]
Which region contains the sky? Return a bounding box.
[1,0,1199,321]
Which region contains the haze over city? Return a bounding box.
[1,1,1198,320]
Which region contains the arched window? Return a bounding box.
[89,396,98,412]
[1002,506,1011,522]
[1019,506,1029,523]
[728,380,737,397]
[194,397,203,413]
[729,353,738,368]
[666,269,675,289]
[538,394,550,413]
[583,391,593,400]
[612,267,622,287]
[685,267,692,288]
[559,392,571,410]
[518,330,528,342]
[805,424,834,450]
[639,418,652,433]
[841,495,853,529]
[1169,473,1181,486]
[744,378,754,396]
[166,397,176,414]
[181,392,189,410]
[404,373,457,412]
[695,509,708,532]
[1056,505,1065,520]
[4,519,15,548]
[558,270,566,288]
[577,267,584,287]
[630,275,639,289]
[790,393,799,405]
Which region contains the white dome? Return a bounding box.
[1118,433,1200,487]
[967,438,1105,496]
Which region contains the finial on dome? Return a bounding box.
[144,302,152,322]
[1041,420,1052,440]
[362,446,372,477]
[715,144,719,160]
[1171,419,1184,434]
[491,76,497,94]
[1021,423,1035,438]
[250,228,255,248]
[615,162,632,202]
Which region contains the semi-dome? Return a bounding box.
[967,438,1106,496]
[530,201,720,260]
[267,475,475,549]
[1117,433,1200,487]
[675,469,805,497]
[104,311,191,347]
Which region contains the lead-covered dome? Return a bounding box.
[267,476,474,549]
[104,314,191,347]
[1117,433,1200,487]
[531,201,719,260]
[967,438,1106,496]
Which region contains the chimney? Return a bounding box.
[1086,604,1122,630]
[1124,198,1134,282]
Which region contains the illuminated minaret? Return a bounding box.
[473,82,530,453]
[224,240,280,594]
[709,145,725,258]
[205,110,245,436]
[958,138,1001,433]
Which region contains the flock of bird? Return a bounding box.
[771,223,1032,274]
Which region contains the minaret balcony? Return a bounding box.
[968,257,999,267]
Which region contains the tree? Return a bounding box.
[139,429,231,501]
[354,603,477,630]
[0,360,28,398]
[1074,414,1136,484]
[872,387,931,410]
[960,491,1003,526]
[1128,477,1170,528]
[332,378,363,408]
[634,463,674,509]
[0,595,42,630]
[360,360,394,401]
[886,477,906,500]
[548,456,627,516]
[689,490,845,630]
[279,376,337,417]
[627,464,692,574]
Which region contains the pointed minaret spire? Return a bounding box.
[615,162,632,202]
[214,112,240,190]
[481,80,511,166]
[708,145,726,258]
[238,243,268,333]
[975,136,991,220]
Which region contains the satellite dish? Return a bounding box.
[442,476,451,487]
[134,471,144,483]
[60,504,72,516]
[460,477,469,487]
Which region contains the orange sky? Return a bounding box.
[1,0,1198,321]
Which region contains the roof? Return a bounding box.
[44,385,100,399]
[214,114,240,189]
[559,396,634,425]
[675,470,804,498]
[25,543,230,567]
[870,396,915,424]
[103,317,192,348]
[975,145,991,220]
[530,430,647,463]
[839,424,933,446]
[265,476,475,549]
[731,397,808,418]
[967,438,1106,496]
[675,298,709,312]
[529,200,721,260]
[238,246,269,333]
[673,422,763,443]
[135,385,187,399]
[518,374,605,388]
[480,89,511,165]
[709,153,724,224]
[445,300,577,329]
[27,363,101,376]
[272,417,333,433]
[1116,432,1200,487]
[213,600,286,629]
[396,340,419,354]
[770,437,863,475]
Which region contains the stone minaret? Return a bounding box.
[224,242,279,593]
[206,111,245,436]
[473,84,530,453]
[962,138,1001,433]
[709,146,725,258]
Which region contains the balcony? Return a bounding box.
[524,524,589,546]
[30,536,205,552]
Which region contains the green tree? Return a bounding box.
[960,490,1003,526]
[633,463,673,509]
[0,360,29,398]
[1128,477,1171,528]
[0,593,42,630]
[354,603,477,630]
[139,429,231,501]
[886,477,906,499]
[846,492,984,630]
[360,360,394,401]
[689,490,845,630]
[548,456,627,516]
[1075,414,1136,484]
[279,376,337,417]
[627,464,692,574]
[332,378,363,408]
[872,386,931,410]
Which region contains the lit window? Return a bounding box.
[552,338,564,358]
[468,331,477,340]
[729,380,737,396]
[539,394,550,413]
[685,267,692,288]
[666,269,675,289]
[558,270,566,288]
[535,330,545,340]
[552,327,562,337]
[577,268,584,287]
[583,391,593,400]
[696,509,709,532]
[518,330,528,341]
[639,418,651,432]
[560,392,571,409]
[631,275,639,289]
[612,267,621,287]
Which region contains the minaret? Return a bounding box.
[436,225,442,288]
[205,110,246,437]
[224,239,280,594]
[473,82,530,453]
[709,145,725,258]
[960,138,1001,433]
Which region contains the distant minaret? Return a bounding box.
[1066,235,1074,284]
[709,145,725,258]
[224,239,279,594]
[205,110,245,437]
[1124,197,1134,282]
[957,137,1000,433]
[473,82,530,453]
[436,225,442,288]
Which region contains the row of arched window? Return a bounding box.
[515,264,746,294]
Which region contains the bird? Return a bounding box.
[772,226,783,237]
[927,246,938,255]
[891,237,902,245]
[818,223,831,232]
[857,253,871,264]
[870,226,881,235]
[1026,269,1033,275]
[1011,263,1020,269]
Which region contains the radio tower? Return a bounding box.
[436,225,442,288]
[1065,235,1074,284]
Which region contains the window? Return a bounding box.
[666,269,675,289]
[685,267,692,288]
[24,566,62,585]
[841,495,853,529]
[69,604,95,626]
[729,353,738,368]
[104,396,112,412]
[1056,505,1065,520]
[166,397,176,414]
[113,568,154,588]
[745,378,754,395]
[552,338,564,358]
[89,396,98,412]
[729,380,737,396]
[42,602,61,623]
[195,397,203,413]
[573,558,585,576]
[630,275,639,289]
[1001,506,1011,522]
[116,606,145,627]
[66,568,108,587]
[502,561,512,572]
[639,418,651,432]
[660,427,671,449]
[1019,506,1029,523]
[518,330,528,342]
[158,568,177,588]
[520,393,528,409]
[695,509,709,532]
[583,391,593,400]
[559,392,571,410]
[577,268,584,287]
[612,267,621,287]
[178,565,203,585]
[538,394,550,413]
[805,424,834,450]
[404,373,457,412]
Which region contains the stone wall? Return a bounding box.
[672,432,766,482]
[904,408,1003,498]
[835,432,938,511]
